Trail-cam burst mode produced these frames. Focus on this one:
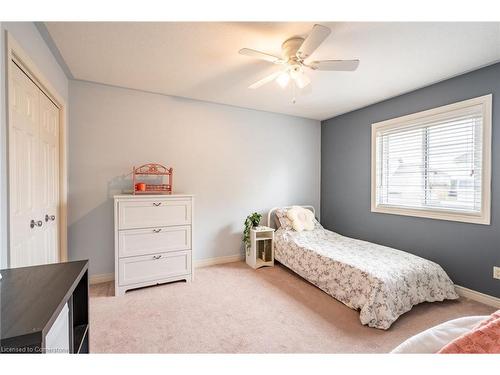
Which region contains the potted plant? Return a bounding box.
[243,212,262,255]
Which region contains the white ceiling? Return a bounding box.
[45,22,500,120]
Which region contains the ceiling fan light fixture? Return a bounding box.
[293,71,311,89]
[276,71,290,88]
[240,24,359,96]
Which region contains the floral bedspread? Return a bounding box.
[274,228,459,329]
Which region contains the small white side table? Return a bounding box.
[246,226,275,269]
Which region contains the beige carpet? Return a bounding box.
[89,261,494,353]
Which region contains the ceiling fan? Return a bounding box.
[239,24,359,94]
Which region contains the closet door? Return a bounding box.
[39,93,60,264]
[9,62,60,267]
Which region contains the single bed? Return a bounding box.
[268,206,459,330]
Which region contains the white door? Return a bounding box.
[9,61,60,267]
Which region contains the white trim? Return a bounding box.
[5,32,69,264]
[89,254,244,285]
[371,94,492,225]
[455,285,500,308]
[194,254,243,268]
[89,273,114,285]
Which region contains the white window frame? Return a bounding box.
[371,94,492,225]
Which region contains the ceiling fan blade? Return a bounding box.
[309,59,360,71]
[296,24,331,60]
[239,48,283,64]
[248,71,282,89]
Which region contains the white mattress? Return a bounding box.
[274,227,459,329]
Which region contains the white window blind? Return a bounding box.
[372,95,492,224]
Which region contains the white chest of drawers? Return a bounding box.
[114,194,194,296]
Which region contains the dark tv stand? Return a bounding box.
[1,260,89,354]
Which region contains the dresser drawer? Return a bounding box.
[118,199,191,229]
[119,250,191,286]
[118,226,191,258]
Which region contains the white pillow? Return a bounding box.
[286,206,315,232]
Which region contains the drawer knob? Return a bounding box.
[153,255,162,260]
[153,202,161,207]
[153,228,162,233]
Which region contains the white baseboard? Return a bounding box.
[455,285,500,308]
[194,254,244,268]
[89,254,244,284]
[89,272,114,285]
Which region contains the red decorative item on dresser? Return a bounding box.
[132,163,173,195]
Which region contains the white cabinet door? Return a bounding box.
[45,303,70,353]
[39,93,60,264]
[9,62,59,267]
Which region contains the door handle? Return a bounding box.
[30,220,43,228]
[153,202,162,207]
[153,228,162,233]
[153,255,162,260]
[45,214,56,222]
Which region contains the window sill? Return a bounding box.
[371,204,490,225]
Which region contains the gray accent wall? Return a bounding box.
[321,62,500,297]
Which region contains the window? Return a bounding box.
[371,95,492,224]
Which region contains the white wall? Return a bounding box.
[0,22,69,269]
[69,80,321,276]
